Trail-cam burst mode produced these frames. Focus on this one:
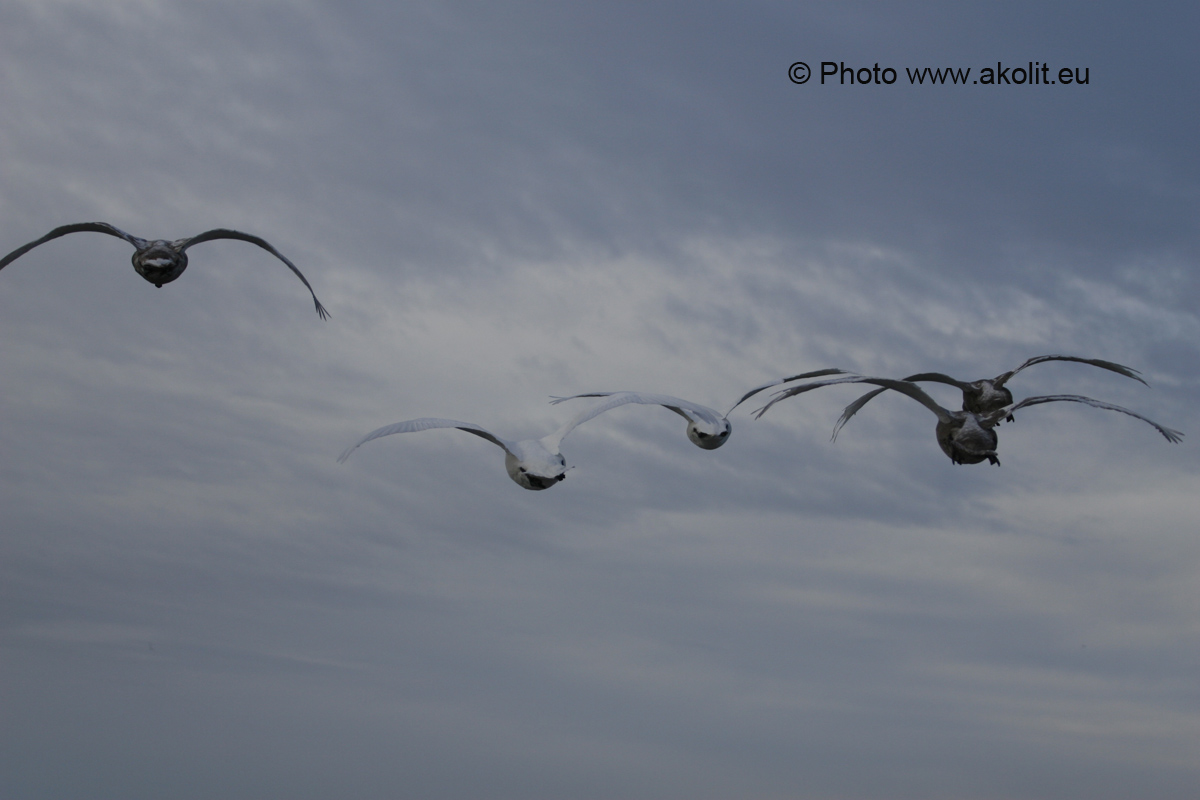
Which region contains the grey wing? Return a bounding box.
[0,222,143,272]
[549,392,620,405]
[753,375,872,419]
[988,394,1182,442]
[725,368,847,415]
[338,418,514,463]
[993,355,1148,388]
[829,372,966,440]
[180,228,329,320]
[755,375,953,426]
[841,379,955,424]
[831,387,888,441]
[898,372,973,390]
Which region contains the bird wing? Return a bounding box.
[0,222,144,272]
[993,355,1147,388]
[986,394,1183,442]
[828,372,972,439]
[550,391,725,426]
[724,368,848,415]
[179,228,329,320]
[831,387,888,441]
[755,375,954,429]
[896,372,974,390]
[338,418,516,463]
[542,392,712,451]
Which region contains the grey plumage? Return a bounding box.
[755,375,1181,466]
[0,222,329,319]
[831,355,1146,431]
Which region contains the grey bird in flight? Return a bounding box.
[833,355,1145,429]
[0,222,329,319]
[755,375,1182,466]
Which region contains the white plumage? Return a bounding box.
[337,397,646,490]
[549,368,847,450]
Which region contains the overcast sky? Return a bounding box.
[2,1,1198,798]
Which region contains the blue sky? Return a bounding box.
[2,2,1198,798]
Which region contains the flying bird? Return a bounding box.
[0,222,329,319]
[549,368,847,450]
[337,395,652,490]
[755,375,1182,466]
[550,391,734,450]
[835,355,1145,429]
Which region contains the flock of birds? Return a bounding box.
[2,222,1185,491]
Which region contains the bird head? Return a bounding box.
[505,451,569,491]
[686,417,732,450]
[963,380,1014,415]
[132,241,188,288]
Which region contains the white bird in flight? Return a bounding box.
[338,395,655,490]
[548,368,847,450]
[755,375,1182,466]
[0,222,329,319]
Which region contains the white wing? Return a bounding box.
[338,417,516,463]
[550,391,725,426]
[542,391,720,451]
[986,395,1183,442]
